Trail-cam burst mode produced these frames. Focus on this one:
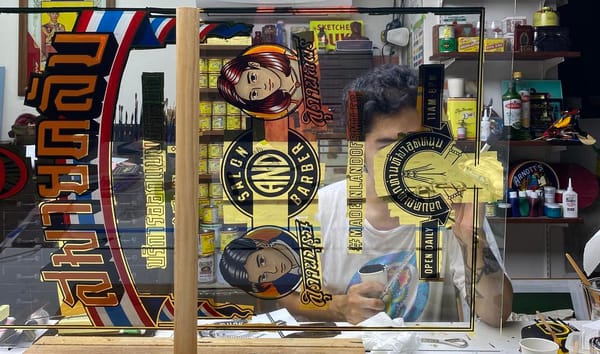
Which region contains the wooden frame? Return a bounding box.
[17,0,115,96]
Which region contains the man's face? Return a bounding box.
[364,108,421,176]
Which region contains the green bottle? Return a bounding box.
[502,75,522,140]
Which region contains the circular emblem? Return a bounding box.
[0,147,29,199]
[246,150,295,197]
[382,131,453,222]
[221,129,319,218]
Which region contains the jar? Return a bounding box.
[533,6,559,27]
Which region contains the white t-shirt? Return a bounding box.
[316,179,468,322]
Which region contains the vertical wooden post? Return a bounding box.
[174,7,199,354]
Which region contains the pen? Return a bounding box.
[380,251,415,300]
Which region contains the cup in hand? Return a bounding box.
[359,264,388,285]
[519,337,559,354]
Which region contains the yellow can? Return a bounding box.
[212,101,227,115]
[197,159,208,174]
[199,101,212,115]
[207,158,221,174]
[208,143,223,158]
[198,73,208,88]
[209,182,223,198]
[198,58,208,73]
[199,143,208,158]
[226,115,241,130]
[199,115,211,131]
[198,228,215,255]
[226,103,240,115]
[212,115,225,130]
[198,183,209,198]
[220,226,239,250]
[207,58,223,72]
[208,73,219,88]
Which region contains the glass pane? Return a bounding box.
[1,4,514,345]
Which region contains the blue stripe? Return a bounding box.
[75,191,96,225]
[150,17,166,32]
[97,10,123,32]
[105,304,133,326]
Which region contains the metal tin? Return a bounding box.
[209,182,223,198]
[198,253,215,283]
[198,58,208,73]
[199,115,211,131]
[208,73,219,88]
[199,101,212,115]
[226,103,240,115]
[438,38,457,53]
[208,143,223,158]
[226,115,241,130]
[438,25,455,39]
[207,58,223,72]
[220,226,239,250]
[212,115,225,130]
[199,143,208,158]
[198,159,208,174]
[198,183,209,198]
[200,223,222,250]
[198,228,215,255]
[207,158,221,174]
[202,203,219,224]
[198,73,208,88]
[514,25,534,52]
[212,101,227,115]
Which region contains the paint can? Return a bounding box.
[198,253,215,283]
[438,25,456,53]
[198,227,215,255]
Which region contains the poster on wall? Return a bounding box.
[0,6,511,339]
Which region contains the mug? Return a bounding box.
[358,263,388,285]
[519,337,559,354]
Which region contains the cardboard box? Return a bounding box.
[447,97,477,139]
[458,37,480,52]
[484,38,505,52]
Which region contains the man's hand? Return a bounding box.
[343,281,386,324]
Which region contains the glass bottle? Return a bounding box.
[514,71,531,140]
[317,25,328,53]
[502,74,522,140]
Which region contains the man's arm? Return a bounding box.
[277,282,386,324]
[452,203,514,327]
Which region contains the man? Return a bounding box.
[279,64,513,327]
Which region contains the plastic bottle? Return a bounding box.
[276,20,287,46]
[513,71,531,139]
[518,190,530,217]
[509,191,520,217]
[563,178,578,218]
[480,105,491,142]
[457,119,466,140]
[502,75,521,140]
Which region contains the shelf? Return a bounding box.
[487,216,584,224]
[200,44,249,52]
[430,51,581,62]
[454,139,582,152]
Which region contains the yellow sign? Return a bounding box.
[309,20,364,51]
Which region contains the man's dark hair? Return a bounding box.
[342,64,419,134]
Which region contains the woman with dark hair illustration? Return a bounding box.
[217,44,302,120]
[219,227,301,299]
